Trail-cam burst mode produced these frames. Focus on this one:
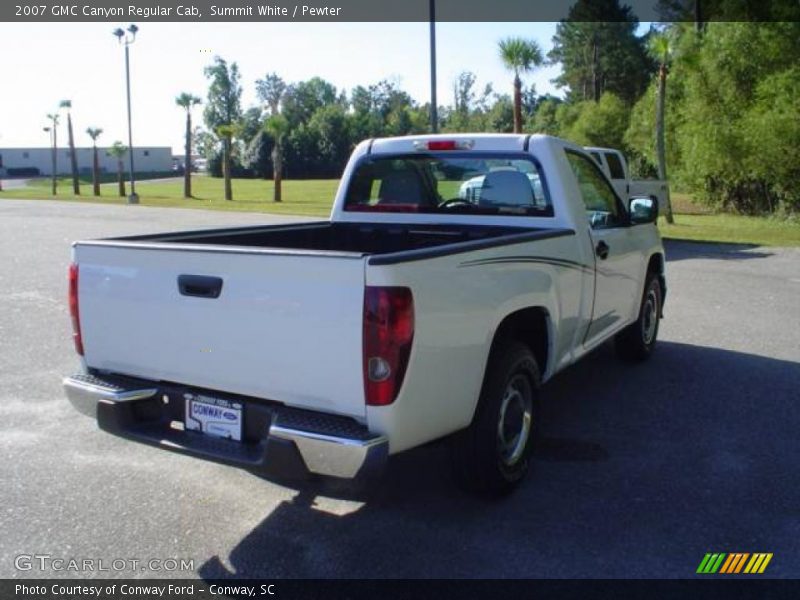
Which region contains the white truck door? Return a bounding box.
[565,151,642,344]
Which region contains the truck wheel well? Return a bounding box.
[647,253,664,277]
[647,252,666,316]
[489,308,549,378]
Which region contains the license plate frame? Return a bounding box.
[184,393,243,442]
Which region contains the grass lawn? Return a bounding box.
[657,214,800,247]
[658,191,800,247]
[2,176,337,217]
[3,177,799,246]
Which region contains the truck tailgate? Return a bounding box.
[74,243,367,419]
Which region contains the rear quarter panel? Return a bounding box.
[365,232,591,453]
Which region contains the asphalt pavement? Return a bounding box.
[0,199,798,579]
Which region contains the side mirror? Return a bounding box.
[628,196,658,224]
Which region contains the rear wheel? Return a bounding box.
[615,273,662,361]
[450,342,541,495]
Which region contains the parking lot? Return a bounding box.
[1,198,798,579]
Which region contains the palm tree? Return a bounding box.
[498,37,543,133]
[255,72,286,117]
[215,124,238,201]
[203,57,242,202]
[86,127,103,196]
[46,113,60,195]
[264,115,289,203]
[59,100,80,195]
[648,32,676,224]
[175,93,202,198]
[108,141,128,197]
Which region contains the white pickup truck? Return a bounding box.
[64,134,665,494]
[584,146,669,215]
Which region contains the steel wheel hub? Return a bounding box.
[642,287,658,345]
[497,374,533,466]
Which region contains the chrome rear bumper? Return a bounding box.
[63,373,387,480]
[64,373,159,418]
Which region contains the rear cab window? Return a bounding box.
[344,153,553,217]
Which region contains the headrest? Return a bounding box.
[479,170,535,207]
[378,170,424,205]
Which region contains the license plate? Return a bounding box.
[184,393,243,441]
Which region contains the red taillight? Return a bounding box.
[68,263,84,356]
[427,140,458,151]
[363,287,414,406]
[414,139,475,151]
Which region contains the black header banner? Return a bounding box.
[3,0,799,22]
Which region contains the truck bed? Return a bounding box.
[101,221,569,262]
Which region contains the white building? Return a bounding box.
[0,146,173,176]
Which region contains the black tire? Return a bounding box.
[615,273,662,362]
[450,342,541,496]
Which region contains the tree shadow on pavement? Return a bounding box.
[664,239,774,262]
[198,341,800,579]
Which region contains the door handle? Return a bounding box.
[595,240,610,260]
[178,275,223,299]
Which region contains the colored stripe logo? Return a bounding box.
[697,553,773,574]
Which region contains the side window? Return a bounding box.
[604,152,626,180]
[566,151,625,229]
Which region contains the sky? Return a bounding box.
[0,22,572,153]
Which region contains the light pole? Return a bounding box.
[113,24,139,204]
[429,0,438,133]
[43,121,57,195]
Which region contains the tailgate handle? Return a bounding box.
[178,275,223,299]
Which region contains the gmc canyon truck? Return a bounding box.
[64,134,665,494]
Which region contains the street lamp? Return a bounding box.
[113,24,139,204]
[429,0,438,133]
[43,121,57,195]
